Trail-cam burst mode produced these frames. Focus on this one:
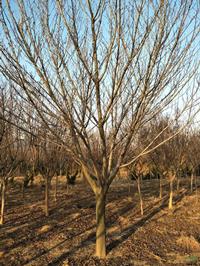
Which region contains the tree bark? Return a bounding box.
[96,190,106,258]
[0,179,6,225]
[45,176,49,217]
[176,176,180,192]
[137,176,144,216]
[159,175,163,199]
[54,175,58,201]
[191,173,194,192]
[168,180,173,210]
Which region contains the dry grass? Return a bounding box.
[176,236,200,252]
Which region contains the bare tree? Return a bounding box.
[0,87,19,224]
[186,130,200,193]
[129,160,151,216]
[164,171,175,209]
[0,87,10,225]
[139,115,188,200]
[0,0,199,257]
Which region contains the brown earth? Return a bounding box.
[0,177,200,266]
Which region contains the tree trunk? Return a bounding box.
[0,179,6,225]
[96,191,106,258]
[168,180,173,210]
[191,173,194,192]
[137,176,144,216]
[159,175,163,199]
[176,176,180,192]
[45,176,49,217]
[54,175,58,201]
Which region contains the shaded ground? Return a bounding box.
[0,177,200,265]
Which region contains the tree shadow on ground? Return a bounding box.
[42,189,189,265]
[21,199,137,265]
[1,182,191,266]
[107,188,188,252]
[1,184,134,256]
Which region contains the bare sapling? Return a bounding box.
[191,172,194,193]
[131,161,148,216]
[176,175,180,192]
[54,175,58,202]
[0,178,6,225]
[159,174,163,199]
[168,172,176,210]
[137,175,144,216]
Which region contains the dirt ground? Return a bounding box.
[0,177,200,266]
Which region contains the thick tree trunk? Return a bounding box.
[168,180,173,210]
[0,179,6,225]
[45,176,49,217]
[96,191,106,258]
[137,176,143,216]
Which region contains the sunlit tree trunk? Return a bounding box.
[168,179,173,210]
[95,190,106,258]
[0,179,6,225]
[137,176,144,216]
[159,174,163,199]
[191,172,194,192]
